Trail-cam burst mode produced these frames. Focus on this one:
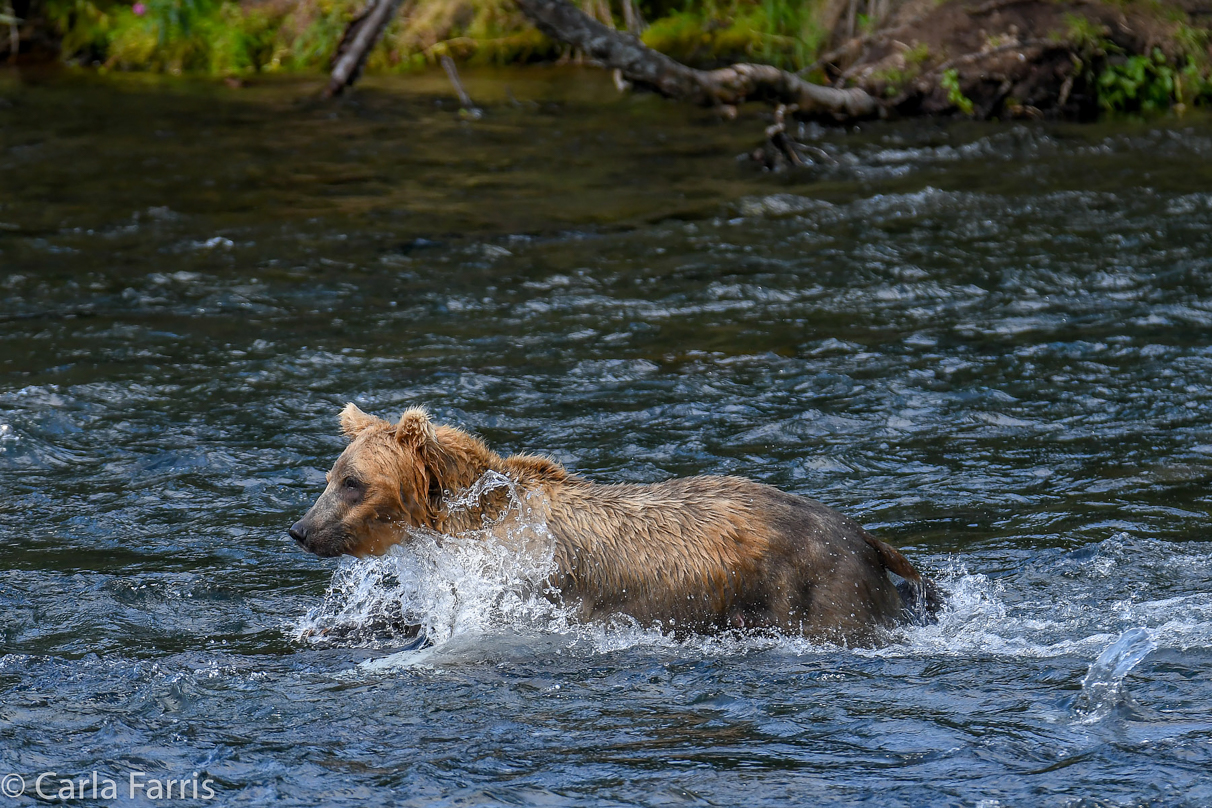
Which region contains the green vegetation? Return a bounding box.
[940,67,974,114]
[17,0,1212,117]
[640,0,828,68]
[1056,13,1212,113]
[1098,49,1177,111]
[37,0,834,75]
[41,0,557,73]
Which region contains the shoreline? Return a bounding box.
[3,0,1212,120]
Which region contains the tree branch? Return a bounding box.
[325,0,409,98]
[513,0,881,119]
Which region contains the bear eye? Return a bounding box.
[343,477,363,491]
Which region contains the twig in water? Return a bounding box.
[3,0,18,63]
[440,55,482,120]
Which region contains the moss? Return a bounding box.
[641,11,760,64]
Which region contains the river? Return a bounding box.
[2,66,1211,807]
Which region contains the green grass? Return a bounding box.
[641,0,827,69]
[41,0,835,75]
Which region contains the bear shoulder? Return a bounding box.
[502,453,574,485]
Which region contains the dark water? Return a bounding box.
[3,67,1212,807]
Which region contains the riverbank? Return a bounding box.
[5,0,1212,117]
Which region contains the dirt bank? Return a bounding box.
[818,0,1212,119]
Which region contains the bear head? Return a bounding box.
[289,404,458,557]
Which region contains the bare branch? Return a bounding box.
[513,0,881,119]
[325,0,409,98]
[440,54,482,117]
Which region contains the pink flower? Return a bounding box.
[132,2,147,14]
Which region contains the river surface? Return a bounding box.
[2,67,1212,807]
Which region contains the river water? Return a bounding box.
[2,67,1212,807]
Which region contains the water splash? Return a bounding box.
[1069,627,1155,722]
[293,472,568,649]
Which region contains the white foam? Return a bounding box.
[294,472,570,649]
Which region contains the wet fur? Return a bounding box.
[290,404,942,642]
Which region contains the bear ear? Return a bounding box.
[340,403,381,439]
[396,407,437,449]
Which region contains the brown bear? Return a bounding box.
[289,404,942,642]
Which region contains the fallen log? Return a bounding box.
[513,0,881,120]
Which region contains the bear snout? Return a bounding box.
[289,518,349,557]
[289,520,310,547]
